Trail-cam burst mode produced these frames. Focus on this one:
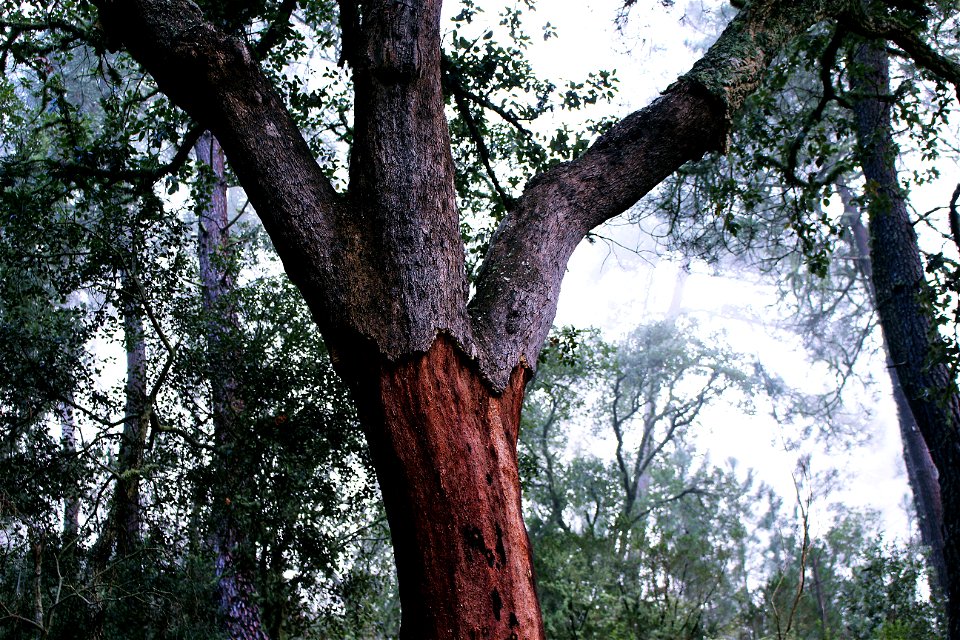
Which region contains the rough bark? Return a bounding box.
[194,131,270,640]
[469,0,836,386]
[843,190,947,597]
[91,0,837,388]
[850,39,960,635]
[86,0,906,636]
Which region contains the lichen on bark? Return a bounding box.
[680,0,834,145]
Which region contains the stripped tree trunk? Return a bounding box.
[194,131,270,640]
[850,39,960,634]
[351,337,538,638]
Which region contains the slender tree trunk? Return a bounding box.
[896,379,948,588]
[91,271,149,572]
[85,268,150,640]
[114,273,149,558]
[194,131,270,640]
[59,400,80,541]
[850,39,960,636]
[539,407,570,534]
[666,266,689,321]
[57,398,83,635]
[809,550,829,637]
[30,531,44,640]
[843,189,948,596]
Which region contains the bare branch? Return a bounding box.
[450,80,514,209]
[149,413,213,451]
[54,125,204,190]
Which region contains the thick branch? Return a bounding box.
[842,7,960,98]
[96,0,473,378]
[334,0,473,372]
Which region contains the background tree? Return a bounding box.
[521,325,943,639]
[522,324,762,638]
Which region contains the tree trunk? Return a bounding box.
[843,189,948,597]
[30,531,44,640]
[114,278,148,558]
[194,131,270,640]
[58,399,80,541]
[897,377,948,591]
[810,550,829,636]
[850,39,960,636]
[92,271,149,570]
[351,336,542,639]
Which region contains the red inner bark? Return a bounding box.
[353,336,543,639]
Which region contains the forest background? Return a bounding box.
[1,0,957,638]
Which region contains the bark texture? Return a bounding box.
[850,39,960,635]
[91,0,835,388]
[195,131,270,640]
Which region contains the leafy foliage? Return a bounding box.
[521,323,942,639]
